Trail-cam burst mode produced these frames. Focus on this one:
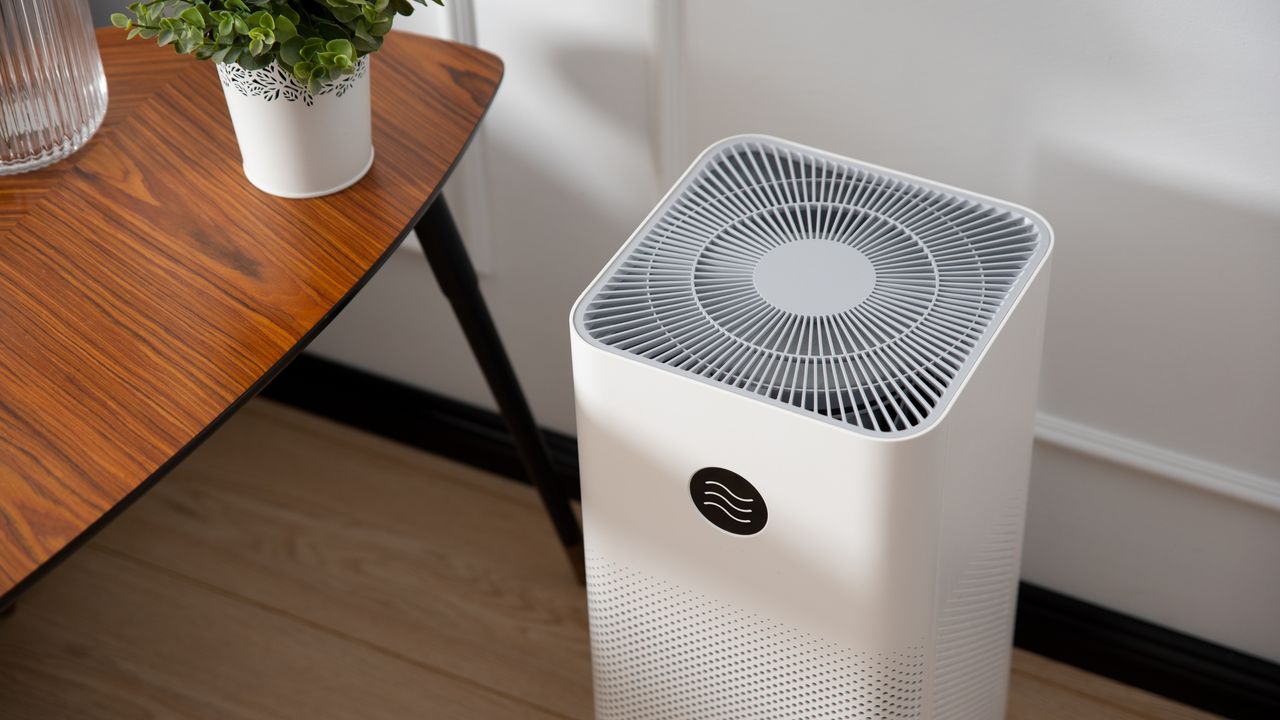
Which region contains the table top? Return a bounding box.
[0,28,502,603]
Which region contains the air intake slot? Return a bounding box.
[577,137,1046,434]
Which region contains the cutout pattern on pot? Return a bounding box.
[216,57,369,106]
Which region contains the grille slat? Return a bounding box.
[578,138,1045,435]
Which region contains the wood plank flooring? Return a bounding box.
[0,400,1218,719]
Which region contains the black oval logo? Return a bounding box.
[690,467,767,536]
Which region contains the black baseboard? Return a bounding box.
[261,352,583,494]
[262,352,1280,719]
[1014,584,1279,718]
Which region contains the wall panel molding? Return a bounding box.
[1034,412,1280,512]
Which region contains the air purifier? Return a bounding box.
[570,135,1053,719]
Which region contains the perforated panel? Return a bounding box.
[933,499,1024,719]
[576,137,1048,435]
[587,556,926,719]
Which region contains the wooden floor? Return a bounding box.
[0,400,1217,719]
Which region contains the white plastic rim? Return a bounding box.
[573,134,1052,437]
[217,58,373,199]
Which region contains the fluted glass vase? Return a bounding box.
[0,0,107,175]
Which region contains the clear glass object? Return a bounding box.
[0,0,107,175]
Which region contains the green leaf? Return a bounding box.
[237,52,271,71]
[243,25,273,46]
[274,15,297,43]
[179,7,205,28]
[248,37,265,56]
[299,37,325,61]
[157,29,176,47]
[278,36,304,65]
[327,4,362,22]
[325,38,354,60]
[291,60,315,82]
[175,30,201,54]
[109,12,131,29]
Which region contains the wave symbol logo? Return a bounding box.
[689,467,767,536]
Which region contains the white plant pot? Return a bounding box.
[216,58,373,198]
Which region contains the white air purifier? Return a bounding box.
[570,135,1053,719]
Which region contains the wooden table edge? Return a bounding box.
[0,35,504,608]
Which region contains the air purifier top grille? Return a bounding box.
[574,135,1050,436]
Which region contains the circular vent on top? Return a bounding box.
[578,137,1046,434]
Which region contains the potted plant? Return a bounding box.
[112,0,442,198]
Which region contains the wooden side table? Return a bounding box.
[0,29,583,607]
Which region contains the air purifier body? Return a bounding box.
[570,136,1053,719]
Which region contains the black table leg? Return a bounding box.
[414,198,585,583]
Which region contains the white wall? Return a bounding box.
[310,1,1280,662]
[311,0,663,433]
